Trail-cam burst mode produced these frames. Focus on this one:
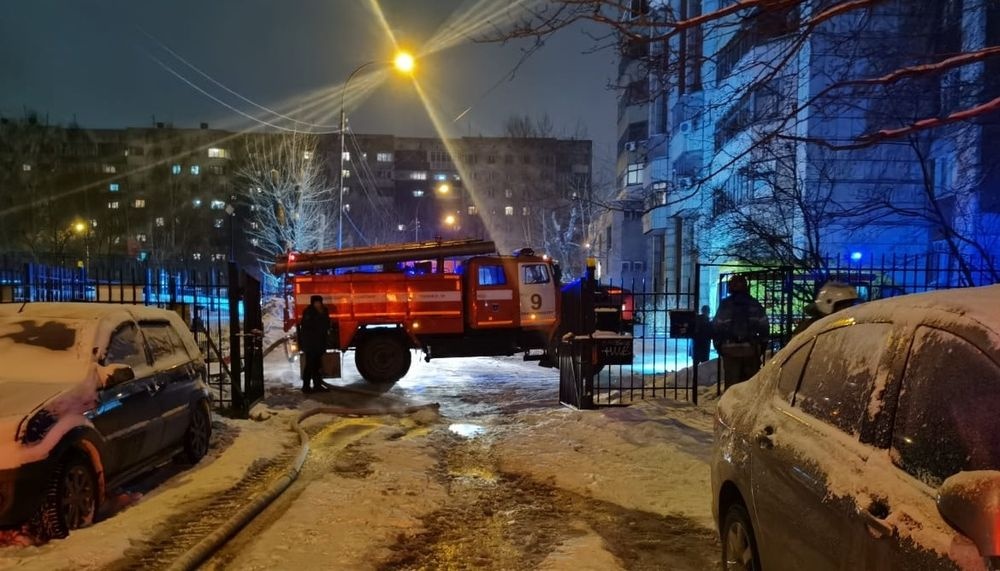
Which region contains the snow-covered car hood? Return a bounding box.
[0,381,69,420]
[0,314,100,387]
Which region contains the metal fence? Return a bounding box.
[578,252,999,407]
[0,256,265,416]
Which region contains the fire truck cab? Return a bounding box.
[276,240,561,384]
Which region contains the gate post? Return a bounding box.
[692,263,701,405]
[227,262,244,414]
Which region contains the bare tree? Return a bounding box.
[489,0,1000,271]
[237,133,331,275]
[503,113,556,138]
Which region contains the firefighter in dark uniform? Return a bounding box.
[298,295,331,393]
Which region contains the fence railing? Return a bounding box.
[585,252,1000,406]
[0,258,264,415]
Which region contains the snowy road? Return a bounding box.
[1,353,721,570]
[210,353,721,570]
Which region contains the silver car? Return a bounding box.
[712,286,1000,571]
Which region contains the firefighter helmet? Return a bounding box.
[814,282,859,315]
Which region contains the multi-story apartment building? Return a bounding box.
[325,133,593,274]
[617,0,1000,295]
[0,118,593,274]
[0,118,239,264]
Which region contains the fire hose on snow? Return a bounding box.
[165,402,440,571]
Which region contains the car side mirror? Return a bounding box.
[105,365,135,388]
[938,471,1000,558]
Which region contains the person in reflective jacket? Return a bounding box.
[712,275,769,390]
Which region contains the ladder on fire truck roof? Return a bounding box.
[273,238,497,274]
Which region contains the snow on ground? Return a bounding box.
[0,413,296,571]
[494,394,718,528]
[4,353,722,570]
[210,353,721,570]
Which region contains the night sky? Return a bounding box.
[0,0,618,169]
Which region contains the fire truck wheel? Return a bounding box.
[355,334,412,384]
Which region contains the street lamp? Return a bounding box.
[338,50,416,249]
[444,214,456,226]
[436,183,450,195]
[71,219,90,271]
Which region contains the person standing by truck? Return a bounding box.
[298,295,331,393]
[712,275,769,390]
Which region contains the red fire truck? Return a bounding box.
[275,239,562,383]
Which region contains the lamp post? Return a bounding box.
[337,51,415,249]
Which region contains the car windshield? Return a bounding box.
[0,316,97,385]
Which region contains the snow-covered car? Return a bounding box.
[0,303,211,539]
[711,286,1000,571]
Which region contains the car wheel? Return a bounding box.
[179,400,212,464]
[32,454,97,540]
[722,502,761,571]
[355,334,411,384]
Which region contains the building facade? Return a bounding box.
[613,0,1000,296]
[0,118,592,274]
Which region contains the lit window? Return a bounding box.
[89,219,98,228]
[108,201,120,210]
[250,221,259,230]
[505,188,513,198]
[410,171,428,181]
[192,253,202,261]
[214,218,224,229]
[155,217,165,227]
[212,253,227,261]
[505,206,514,216]
[137,233,147,243]
[468,206,478,215]
[342,169,351,179]
[250,238,259,246]
[341,151,350,161]
[192,198,202,208]
[625,162,643,186]
[102,164,116,174]
[109,183,120,192]
[210,200,226,210]
[133,199,146,208]
[171,164,181,175]
[190,165,200,175]
[303,151,313,160]
[377,152,393,162]
[412,190,425,198]
[434,173,448,181]
[343,203,351,212]
[397,224,406,231]
[21,163,31,172]
[207,147,229,158]
[522,206,530,216]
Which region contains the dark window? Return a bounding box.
[105,324,148,370]
[794,323,893,435]
[892,327,1000,487]
[478,265,507,286]
[778,339,813,401]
